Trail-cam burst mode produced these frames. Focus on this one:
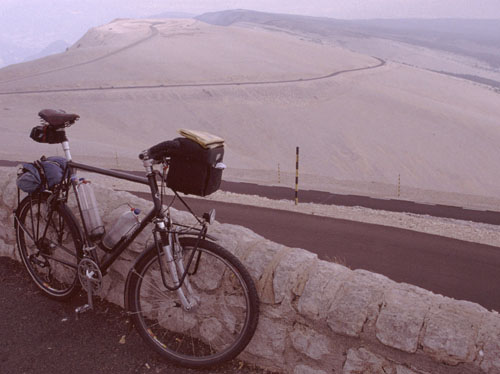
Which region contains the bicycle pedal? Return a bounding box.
[75,304,92,320]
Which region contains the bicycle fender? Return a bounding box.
[178,230,218,242]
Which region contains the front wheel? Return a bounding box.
[127,237,259,368]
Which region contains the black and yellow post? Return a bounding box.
[398,173,401,198]
[295,146,299,205]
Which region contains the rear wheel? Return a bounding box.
[127,237,259,368]
[15,193,83,300]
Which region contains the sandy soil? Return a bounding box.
[1,18,500,213]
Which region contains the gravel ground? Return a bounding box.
[0,257,275,374]
[2,166,500,373]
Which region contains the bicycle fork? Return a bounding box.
[155,221,199,311]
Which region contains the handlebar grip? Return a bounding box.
[139,140,180,161]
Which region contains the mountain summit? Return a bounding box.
[1,16,499,202]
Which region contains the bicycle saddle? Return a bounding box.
[39,109,80,128]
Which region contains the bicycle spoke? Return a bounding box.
[16,194,81,299]
[191,336,196,357]
[131,269,172,299]
[42,237,78,259]
[129,237,258,367]
[13,131,259,368]
[36,254,79,269]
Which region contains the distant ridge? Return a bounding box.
[149,11,196,19]
[23,40,69,63]
[196,9,500,68]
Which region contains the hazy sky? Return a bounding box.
[1,0,500,50]
[1,0,498,19]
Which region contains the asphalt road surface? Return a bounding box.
[3,160,500,224]
[219,180,500,225]
[134,192,500,313]
[0,57,385,96]
[2,162,500,373]
[2,159,500,310]
[4,197,497,374]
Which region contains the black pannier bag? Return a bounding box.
[166,138,224,197]
[16,156,68,194]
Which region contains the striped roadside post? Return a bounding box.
[398,174,401,198]
[295,147,299,205]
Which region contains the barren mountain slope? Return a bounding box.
[0,19,372,89]
[197,10,500,86]
[1,18,499,204]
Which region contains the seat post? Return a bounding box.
[62,141,72,161]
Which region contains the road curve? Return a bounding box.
[0,57,385,96]
[3,160,499,225]
[1,185,499,373]
[1,157,498,310]
[130,191,500,313]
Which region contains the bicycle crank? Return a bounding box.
[76,258,103,319]
[78,258,103,293]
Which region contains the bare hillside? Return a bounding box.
[1,17,500,206]
[197,10,500,87]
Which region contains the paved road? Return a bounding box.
[99,167,500,225]
[4,159,500,310]
[119,167,500,225]
[0,56,385,96]
[4,161,499,225]
[130,191,500,313]
[220,180,500,225]
[3,198,498,374]
[2,164,500,373]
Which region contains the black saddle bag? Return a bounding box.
[166,138,224,197]
[30,125,68,144]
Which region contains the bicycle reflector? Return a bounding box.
[203,209,216,224]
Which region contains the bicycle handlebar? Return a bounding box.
[139,139,180,161]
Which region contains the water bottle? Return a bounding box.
[101,208,141,251]
[76,178,105,241]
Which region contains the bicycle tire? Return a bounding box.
[127,237,259,368]
[15,193,83,300]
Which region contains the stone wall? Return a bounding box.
[0,167,499,374]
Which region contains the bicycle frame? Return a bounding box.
[14,134,213,315]
[68,158,211,280]
[68,156,212,314]
[68,160,162,274]
[14,119,259,366]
